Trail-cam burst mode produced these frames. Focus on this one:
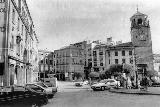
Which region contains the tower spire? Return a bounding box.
[136,4,139,12]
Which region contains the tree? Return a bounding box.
[146,70,158,78]
[73,72,83,80]
[99,71,106,80]
[108,64,123,76]
[105,69,111,78]
[123,64,134,76]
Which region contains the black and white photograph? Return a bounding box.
[1,0,160,107]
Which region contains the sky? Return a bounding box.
[27,0,160,54]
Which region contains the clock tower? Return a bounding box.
[130,9,154,71]
[130,10,152,47]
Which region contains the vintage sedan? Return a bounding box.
[25,82,54,98]
[91,79,120,91]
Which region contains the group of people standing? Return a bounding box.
[119,75,149,91]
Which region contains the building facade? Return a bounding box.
[105,42,135,69]
[54,45,84,81]
[38,50,54,79]
[92,44,106,72]
[0,0,38,86]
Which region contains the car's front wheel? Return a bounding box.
[101,87,105,91]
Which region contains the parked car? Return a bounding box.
[91,79,120,91]
[75,82,83,87]
[25,82,54,98]
[43,82,58,92]
[151,82,160,87]
[83,80,89,85]
[0,85,48,106]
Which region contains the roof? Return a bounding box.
[107,42,134,50]
[130,11,148,20]
[115,42,133,47]
[133,11,146,16]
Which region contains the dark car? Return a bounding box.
[0,85,48,106]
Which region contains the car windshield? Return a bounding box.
[26,84,43,92]
[44,83,54,87]
[107,80,115,83]
[99,79,115,83]
[99,80,107,83]
[36,83,48,88]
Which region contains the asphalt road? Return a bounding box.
[43,81,160,107]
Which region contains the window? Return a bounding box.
[10,35,14,49]
[93,51,96,56]
[94,58,97,61]
[22,25,24,35]
[122,59,126,63]
[115,59,118,64]
[109,59,110,64]
[99,52,103,55]
[50,60,53,65]
[18,18,20,31]
[45,59,48,64]
[129,51,132,55]
[108,52,110,57]
[122,50,125,56]
[12,9,15,24]
[115,51,118,56]
[138,18,142,25]
[18,0,21,12]
[130,58,133,64]
[94,62,97,66]
[41,60,43,64]
[100,63,103,66]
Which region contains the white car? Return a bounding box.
[43,82,57,92]
[91,79,120,91]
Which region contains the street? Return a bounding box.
[43,81,160,107]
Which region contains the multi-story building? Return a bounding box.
[0,0,38,86]
[53,45,84,81]
[105,42,134,68]
[38,50,54,79]
[92,44,106,72]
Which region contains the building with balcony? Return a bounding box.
[0,0,38,86]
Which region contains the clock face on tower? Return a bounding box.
[139,29,146,41]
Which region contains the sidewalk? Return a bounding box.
[109,87,160,95]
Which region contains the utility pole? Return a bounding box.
[3,0,10,86]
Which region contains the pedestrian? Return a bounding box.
[143,76,149,91]
[138,78,141,90]
[127,77,132,89]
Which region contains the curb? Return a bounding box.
[109,89,160,96]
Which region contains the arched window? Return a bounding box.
[138,18,142,25]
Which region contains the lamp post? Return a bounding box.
[133,47,138,89]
